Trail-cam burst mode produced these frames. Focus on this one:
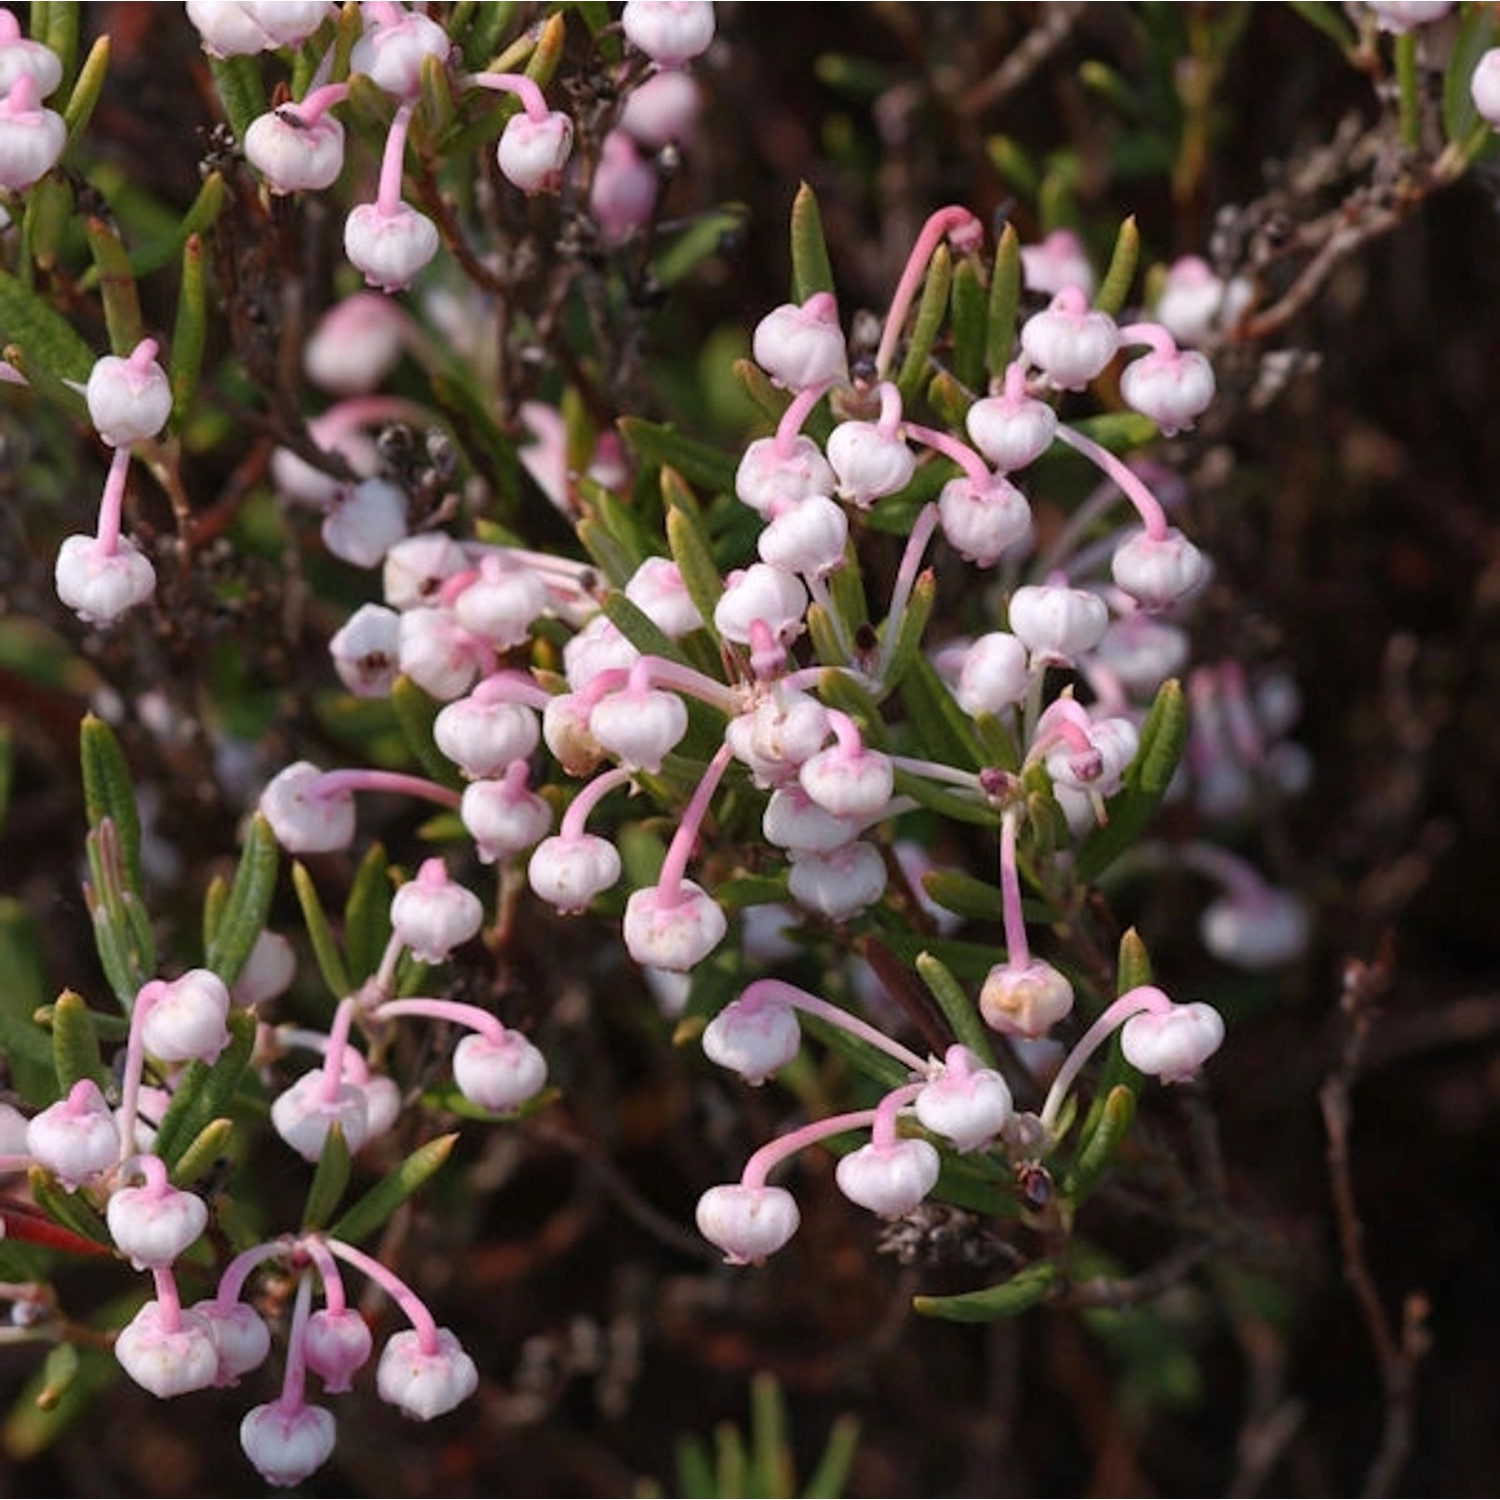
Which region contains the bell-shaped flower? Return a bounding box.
[702,995,801,1085]
[696,1183,800,1264]
[390,857,483,963]
[835,1137,940,1218]
[452,1028,548,1113]
[376,1327,478,1420]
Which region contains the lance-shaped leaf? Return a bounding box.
[1116,925,1154,994]
[796,1010,911,1093]
[805,601,847,671]
[826,537,869,645]
[1063,1083,1137,1205]
[927,369,972,429]
[20,173,72,276]
[302,1123,352,1231]
[168,1117,234,1191]
[986,222,1021,380]
[292,861,352,1001]
[49,989,106,1094]
[344,841,394,987]
[3,1339,118,1461]
[84,217,143,356]
[790,180,836,302]
[601,589,694,671]
[920,867,1002,924]
[170,233,207,421]
[950,257,988,393]
[654,204,751,290]
[1075,677,1186,883]
[34,2,81,90]
[85,819,154,1006]
[1093,216,1139,318]
[26,1166,112,1249]
[61,34,107,143]
[877,566,934,694]
[80,714,143,892]
[622,417,739,497]
[204,813,278,987]
[389,674,465,792]
[150,1008,256,1172]
[0,899,58,1104]
[328,1132,458,1245]
[816,666,889,750]
[208,53,267,141]
[0,267,95,387]
[897,244,953,406]
[664,481,725,650]
[803,1414,862,1500]
[914,1259,1059,1322]
[579,475,661,580]
[916,951,997,1069]
[897,650,984,772]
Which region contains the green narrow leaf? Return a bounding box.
[0,898,58,1103]
[151,1008,256,1171]
[524,9,566,86]
[580,476,661,578]
[344,841,394,987]
[1093,215,1139,318]
[1115,926,1153,993]
[914,1259,1059,1322]
[714,1419,748,1499]
[302,1122,352,1230]
[915,952,997,1069]
[801,1414,861,1500]
[986,223,1021,385]
[664,488,725,650]
[1443,1,1498,145]
[19,172,72,275]
[805,601,848,670]
[329,1132,458,1245]
[621,417,738,496]
[389,674,464,791]
[798,1010,911,1092]
[291,862,352,1001]
[208,52,267,140]
[34,2,80,89]
[1285,0,1356,52]
[950,258,988,392]
[80,714,142,892]
[1063,1084,1136,1204]
[789,180,836,301]
[897,651,984,771]
[2,1341,117,1461]
[920,867,1002,924]
[816,666,889,750]
[984,135,1040,199]
[61,33,106,143]
[897,244,953,407]
[168,1117,234,1190]
[461,0,517,68]
[749,1373,793,1499]
[201,874,228,961]
[601,589,694,669]
[84,216,143,355]
[170,233,207,422]
[0,266,96,385]
[878,566,934,692]
[1075,677,1186,883]
[675,1435,716,1500]
[50,989,106,1093]
[205,813,279,986]
[25,1167,112,1249]
[926,369,972,429]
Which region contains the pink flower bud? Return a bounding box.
[398,606,490,701]
[1019,228,1095,297]
[564,613,639,689]
[140,969,231,1064]
[0,75,65,190]
[240,1400,337,1488]
[86,344,172,447]
[757,493,848,579]
[460,772,552,864]
[390,857,484,963]
[735,434,837,519]
[702,995,801,1084]
[496,108,574,194]
[350,7,451,98]
[259,761,356,853]
[937,472,1033,566]
[107,1174,209,1270]
[620,68,702,148]
[625,556,702,638]
[1119,345,1216,435]
[0,14,63,98]
[798,741,893,820]
[1474,47,1500,127]
[752,295,848,392]
[623,880,726,971]
[322,477,409,567]
[434,693,540,779]
[979,958,1075,1039]
[192,1298,272,1386]
[329,602,401,698]
[271,1070,371,1161]
[590,129,658,247]
[835,1137,940,1217]
[589,684,688,773]
[1120,998,1225,1082]
[528,832,622,913]
[1110,526,1209,610]
[344,201,439,293]
[1095,614,1188,698]
[383,531,468,609]
[1020,288,1120,391]
[726,691,829,787]
[25,1079,120,1189]
[762,783,861,853]
[915,1047,1013,1152]
[1365,0,1451,33]
[826,419,915,509]
[1007,581,1109,668]
[953,631,1030,716]
[245,106,345,194]
[376,1327,478,1420]
[786,839,887,920]
[965,390,1058,472]
[1154,255,1251,345]
[452,1028,548,1112]
[621,0,716,68]
[713,562,807,646]
[696,1183,800,1264]
[1201,887,1308,970]
[542,692,606,776]
[305,293,410,395]
[301,1307,374,1393]
[188,1,334,56]
[115,1300,219,1398]
[54,533,156,626]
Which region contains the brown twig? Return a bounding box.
[1319,940,1430,1499]
[958,3,1087,117]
